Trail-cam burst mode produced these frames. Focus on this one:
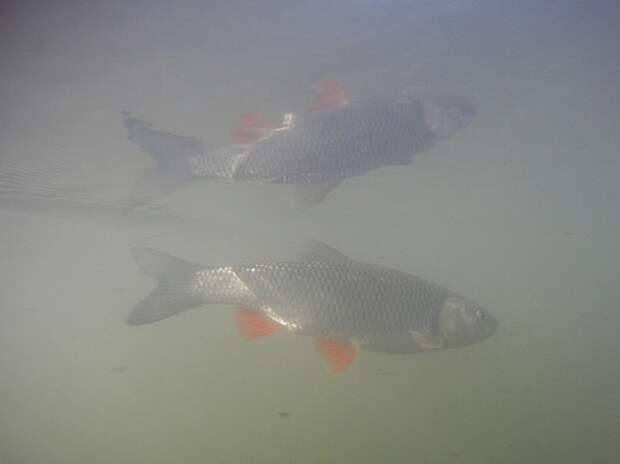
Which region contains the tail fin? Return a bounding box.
[127,247,205,325]
[123,112,203,204]
[123,112,205,162]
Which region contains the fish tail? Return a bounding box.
[123,112,203,205]
[127,247,206,325]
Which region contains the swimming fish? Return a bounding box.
[127,241,497,372]
[125,80,476,206]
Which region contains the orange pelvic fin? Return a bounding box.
[236,306,282,340]
[315,337,358,372]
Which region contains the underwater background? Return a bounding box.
[1,1,619,463]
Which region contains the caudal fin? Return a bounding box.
[123,112,203,204]
[127,247,205,325]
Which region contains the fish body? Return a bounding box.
[189,99,434,183]
[203,261,449,338]
[128,242,497,370]
[124,82,476,206]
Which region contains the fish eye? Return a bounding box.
[475,309,485,320]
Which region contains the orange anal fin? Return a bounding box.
[308,79,348,112]
[236,306,282,340]
[315,337,358,372]
[232,112,275,143]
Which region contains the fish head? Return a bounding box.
[422,96,476,141]
[437,296,497,348]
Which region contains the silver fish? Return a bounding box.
[125,83,475,206]
[128,241,497,371]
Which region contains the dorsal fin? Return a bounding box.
[296,240,351,262]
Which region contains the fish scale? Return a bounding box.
[124,88,475,206]
[201,260,447,338]
[128,242,497,370]
[232,100,432,182]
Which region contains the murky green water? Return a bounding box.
[1,1,619,463]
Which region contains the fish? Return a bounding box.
[127,241,497,372]
[125,80,476,206]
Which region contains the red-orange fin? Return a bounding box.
[236,306,282,340]
[239,112,261,127]
[232,112,275,143]
[308,79,349,112]
[315,337,358,372]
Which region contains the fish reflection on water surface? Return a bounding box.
[128,241,497,372]
[125,80,476,206]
